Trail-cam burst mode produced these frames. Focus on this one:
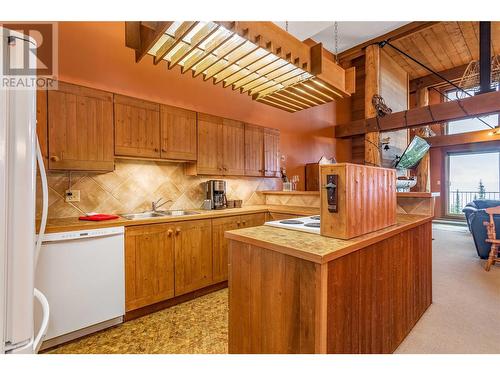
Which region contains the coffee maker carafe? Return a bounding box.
[206,180,227,209]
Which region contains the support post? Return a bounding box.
[478,21,493,95]
[364,45,381,166]
[413,88,431,192]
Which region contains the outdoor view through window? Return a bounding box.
[446,86,499,135]
[448,151,500,215]
[444,86,500,215]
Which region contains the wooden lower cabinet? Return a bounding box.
[125,224,175,312]
[212,213,266,282]
[240,213,266,228]
[212,216,240,283]
[174,219,213,296]
[125,214,267,312]
[267,212,300,221]
[212,213,266,283]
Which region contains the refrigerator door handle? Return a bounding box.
[35,137,48,267]
[33,288,49,353]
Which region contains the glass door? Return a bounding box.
[446,151,500,217]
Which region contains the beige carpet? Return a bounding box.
[47,224,500,354]
[396,224,500,354]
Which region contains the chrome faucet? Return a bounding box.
[152,197,172,212]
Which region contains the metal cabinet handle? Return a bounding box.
[50,155,60,162]
[175,228,181,235]
[242,220,246,225]
[167,229,173,236]
[237,221,241,226]
[161,148,167,153]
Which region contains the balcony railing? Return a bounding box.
[448,190,500,214]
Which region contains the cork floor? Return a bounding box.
[46,289,228,354]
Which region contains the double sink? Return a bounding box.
[121,210,201,220]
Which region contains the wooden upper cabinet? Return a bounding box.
[222,119,245,176]
[36,89,48,169]
[160,105,197,161]
[114,94,160,159]
[125,224,175,312]
[244,124,264,176]
[264,128,280,177]
[197,113,223,175]
[47,82,114,171]
[174,219,213,296]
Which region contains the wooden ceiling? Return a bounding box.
[339,21,500,81]
[382,21,500,80]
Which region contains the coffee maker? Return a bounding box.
[206,180,227,209]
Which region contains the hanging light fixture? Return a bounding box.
[126,21,353,112]
[457,55,500,98]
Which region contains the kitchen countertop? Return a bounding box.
[38,205,319,233]
[225,213,433,264]
[260,190,440,198]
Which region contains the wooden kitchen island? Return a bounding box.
[225,214,433,354]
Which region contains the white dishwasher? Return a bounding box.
[35,226,125,350]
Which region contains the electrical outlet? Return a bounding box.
[65,189,80,203]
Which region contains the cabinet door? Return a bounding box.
[174,219,213,295]
[212,215,240,283]
[160,105,197,161]
[244,124,264,176]
[47,82,114,171]
[197,113,223,175]
[222,119,245,175]
[37,89,48,169]
[114,94,160,158]
[125,224,175,312]
[264,128,280,177]
[240,213,266,228]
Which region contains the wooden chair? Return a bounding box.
[483,206,500,271]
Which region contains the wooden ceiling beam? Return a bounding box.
[338,22,439,63]
[409,63,469,92]
[335,90,500,138]
[425,128,500,148]
[125,21,173,63]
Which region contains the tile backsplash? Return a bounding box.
[37,159,281,219]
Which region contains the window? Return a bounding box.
[445,85,499,135]
[447,151,500,216]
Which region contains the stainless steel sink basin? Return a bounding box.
[121,210,200,220]
[160,210,200,216]
[121,212,166,220]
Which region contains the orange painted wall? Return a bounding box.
[56,22,349,190]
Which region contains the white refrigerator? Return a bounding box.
[0,27,49,354]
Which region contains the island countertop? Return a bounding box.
[225,213,433,264]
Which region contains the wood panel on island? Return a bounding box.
[226,163,433,353]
